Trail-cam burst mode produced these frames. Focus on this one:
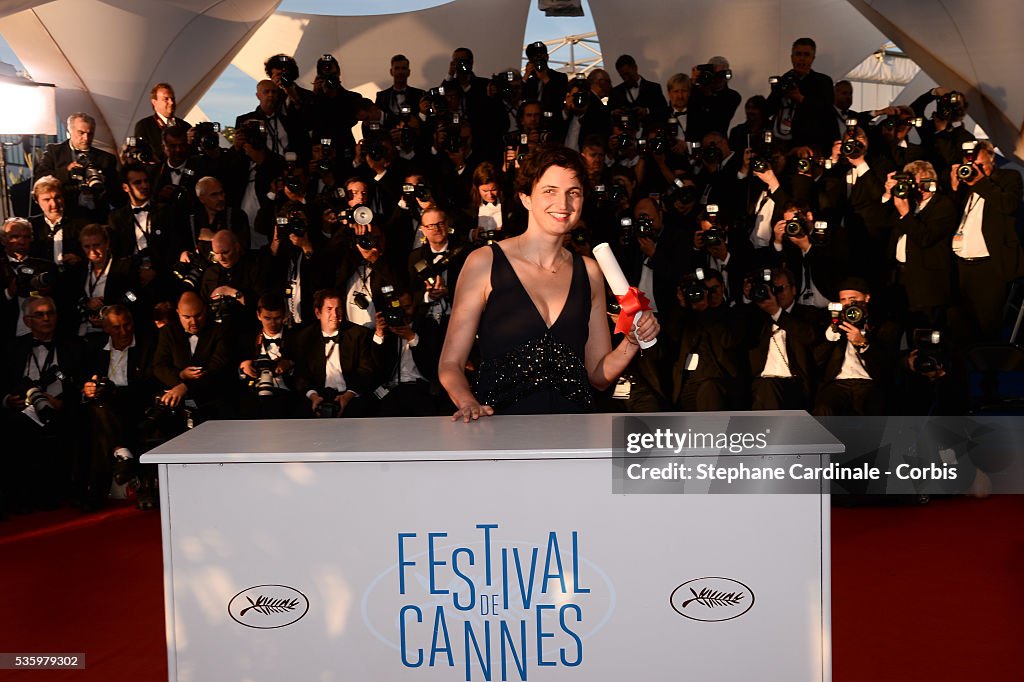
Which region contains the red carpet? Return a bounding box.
[1,496,1021,681]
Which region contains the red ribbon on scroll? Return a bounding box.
[614,287,651,336]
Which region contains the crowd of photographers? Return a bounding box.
[2,37,1022,514]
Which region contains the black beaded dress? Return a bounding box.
[474,243,593,414]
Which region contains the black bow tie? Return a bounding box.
[262,337,281,350]
[32,339,54,350]
[186,333,198,340]
[674,111,687,117]
[133,205,150,215]
[323,334,339,345]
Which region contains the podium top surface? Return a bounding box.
[142,411,843,464]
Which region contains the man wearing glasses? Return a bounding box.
[2,296,85,514]
[407,208,465,323]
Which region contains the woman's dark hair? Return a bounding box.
[471,162,503,207]
[514,146,588,197]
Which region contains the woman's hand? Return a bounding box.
[451,400,494,423]
[629,310,660,346]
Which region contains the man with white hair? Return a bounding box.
[34,112,121,220]
[688,55,742,141]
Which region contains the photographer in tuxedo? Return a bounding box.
[30,176,85,268]
[80,305,159,511]
[133,83,192,163]
[152,291,231,421]
[237,294,297,419]
[766,38,835,152]
[293,289,378,418]
[375,54,425,117]
[3,218,58,338]
[407,208,465,324]
[58,224,138,338]
[34,113,121,222]
[371,287,450,417]
[1,296,84,513]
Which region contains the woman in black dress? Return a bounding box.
[439,147,660,420]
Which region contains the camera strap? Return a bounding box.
[28,343,57,381]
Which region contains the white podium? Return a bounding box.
[144,412,839,682]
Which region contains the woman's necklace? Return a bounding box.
[518,238,567,274]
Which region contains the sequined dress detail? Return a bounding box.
[474,243,592,414]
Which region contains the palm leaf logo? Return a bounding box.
[239,595,301,617]
[680,587,745,610]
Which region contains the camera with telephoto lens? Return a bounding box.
[892,172,918,199]
[252,357,276,397]
[193,122,221,151]
[276,209,307,239]
[239,119,267,150]
[750,131,774,173]
[840,119,865,158]
[123,136,155,164]
[770,74,799,95]
[23,366,66,426]
[957,141,979,181]
[69,153,106,195]
[11,263,54,297]
[380,285,405,328]
[172,250,212,289]
[911,329,946,373]
[935,91,966,121]
[749,268,779,303]
[684,268,710,305]
[831,300,869,332]
[413,245,463,286]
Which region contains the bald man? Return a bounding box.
[193,175,251,250]
[153,291,230,418]
[234,78,310,159]
[199,229,264,352]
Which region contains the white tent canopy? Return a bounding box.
[0,0,1021,161]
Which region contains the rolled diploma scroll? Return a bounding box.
[592,242,657,349]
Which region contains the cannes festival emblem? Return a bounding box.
[670,577,754,622]
[229,585,309,629]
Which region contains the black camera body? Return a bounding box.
[173,251,211,289]
[91,376,116,402]
[832,301,869,331]
[935,91,966,121]
[276,210,307,239]
[695,64,716,88]
[666,179,698,207]
[699,143,723,165]
[770,74,799,96]
[892,172,918,199]
[23,366,67,426]
[413,246,462,286]
[957,141,980,181]
[124,136,155,165]
[749,269,779,303]
[317,387,341,418]
[208,294,240,324]
[69,153,106,195]
[784,217,809,238]
[239,119,267,150]
[11,263,54,297]
[194,122,221,151]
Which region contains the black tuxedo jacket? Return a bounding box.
[235,108,309,159]
[375,312,445,390]
[293,321,377,397]
[746,308,816,400]
[957,168,1024,282]
[522,70,569,116]
[2,334,86,404]
[766,69,835,152]
[83,332,159,403]
[559,95,612,150]
[376,86,426,117]
[608,78,668,123]
[133,115,192,162]
[817,319,900,387]
[406,243,466,312]
[688,87,742,140]
[149,158,203,213]
[153,321,230,401]
[108,202,188,267]
[670,307,742,404]
[29,214,88,263]
[886,192,959,309]
[33,142,122,214]
[57,257,138,337]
